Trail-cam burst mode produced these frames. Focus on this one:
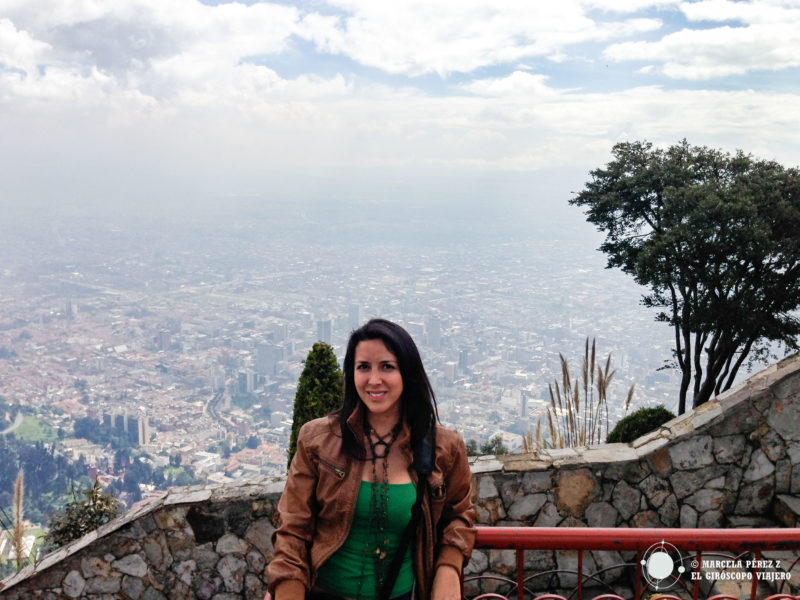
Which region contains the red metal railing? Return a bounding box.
[468,527,800,600]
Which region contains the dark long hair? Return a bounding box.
[340,318,438,459]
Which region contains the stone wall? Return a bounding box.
[2,354,799,599]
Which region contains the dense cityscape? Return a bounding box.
[0,201,682,504]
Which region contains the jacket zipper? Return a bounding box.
[317,456,346,479]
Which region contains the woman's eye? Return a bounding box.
[382,363,396,370]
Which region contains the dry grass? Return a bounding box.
[523,338,635,454]
[13,470,25,570]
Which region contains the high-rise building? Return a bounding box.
[317,319,332,344]
[427,316,441,350]
[126,414,150,445]
[238,370,255,394]
[348,305,362,330]
[158,330,172,351]
[104,411,149,446]
[256,344,283,376]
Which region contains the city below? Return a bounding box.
[1,200,686,514]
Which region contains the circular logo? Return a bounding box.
[640,540,686,590]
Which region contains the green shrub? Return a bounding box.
[606,406,675,444]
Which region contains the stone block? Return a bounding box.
[658,493,679,527]
[734,475,775,515]
[622,461,650,484]
[84,571,121,594]
[143,531,173,570]
[470,456,504,474]
[474,497,506,524]
[760,429,787,462]
[767,395,800,441]
[476,474,499,500]
[217,554,247,593]
[81,556,111,579]
[246,548,266,574]
[165,489,212,506]
[668,435,714,470]
[679,504,698,528]
[774,494,800,527]
[167,528,196,561]
[743,448,776,482]
[534,502,562,527]
[710,401,763,436]
[215,533,248,555]
[244,518,275,556]
[464,549,488,575]
[496,473,523,507]
[507,493,547,521]
[521,470,551,493]
[697,509,723,528]
[775,459,791,494]
[113,554,148,578]
[792,463,800,495]
[195,543,220,570]
[669,465,727,499]
[62,570,85,599]
[639,474,671,508]
[142,586,168,600]
[488,549,516,576]
[684,489,725,512]
[244,572,266,600]
[631,510,660,528]
[554,468,600,518]
[122,574,145,600]
[713,434,746,464]
[646,447,672,476]
[611,480,641,521]
[172,559,196,587]
[585,501,618,527]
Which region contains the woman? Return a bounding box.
[268,318,475,600]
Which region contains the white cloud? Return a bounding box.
[604,0,800,79]
[298,1,662,76]
[1,0,799,207]
[0,17,51,73]
[582,0,681,12]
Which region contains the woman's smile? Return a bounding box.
[354,338,403,426]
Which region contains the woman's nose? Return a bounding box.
[368,369,382,383]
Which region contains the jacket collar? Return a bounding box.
[346,401,412,454]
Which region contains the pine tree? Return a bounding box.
[288,342,343,468]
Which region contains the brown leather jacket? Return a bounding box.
[267,405,476,600]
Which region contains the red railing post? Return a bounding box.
[634,550,641,600]
[693,550,701,600]
[751,550,760,600]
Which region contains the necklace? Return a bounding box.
[358,420,402,600]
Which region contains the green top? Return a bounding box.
[316,481,416,600]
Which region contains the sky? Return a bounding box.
[2,0,800,217]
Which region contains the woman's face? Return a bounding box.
[353,338,404,424]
